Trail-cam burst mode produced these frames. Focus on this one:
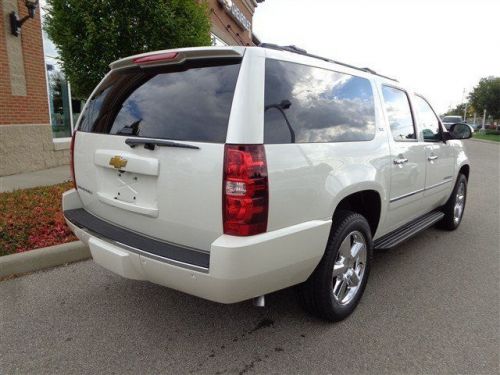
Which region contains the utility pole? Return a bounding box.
[462,88,467,121]
[482,109,487,131]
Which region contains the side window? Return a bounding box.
[381,86,416,141]
[264,59,376,143]
[414,95,441,141]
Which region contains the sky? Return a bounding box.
[252,0,500,114]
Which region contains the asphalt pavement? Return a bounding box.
[1,139,499,374]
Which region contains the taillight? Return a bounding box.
[70,131,77,188]
[223,144,268,236]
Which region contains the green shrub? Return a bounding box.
[44,0,211,98]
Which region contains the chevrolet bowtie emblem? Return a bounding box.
[109,155,128,169]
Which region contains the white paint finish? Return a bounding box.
[108,218,330,303]
[75,132,225,251]
[265,140,391,238]
[62,189,83,211]
[88,237,145,281]
[385,141,428,231]
[422,143,455,205]
[226,48,266,144]
[210,219,331,280]
[94,149,159,176]
[97,192,159,217]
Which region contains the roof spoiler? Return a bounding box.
[110,47,245,71]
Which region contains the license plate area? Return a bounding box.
[94,150,159,217]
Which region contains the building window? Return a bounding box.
[211,33,228,46]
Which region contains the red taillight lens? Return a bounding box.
[133,52,178,64]
[70,131,77,188]
[223,144,268,236]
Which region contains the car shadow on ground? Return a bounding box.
[80,225,441,334]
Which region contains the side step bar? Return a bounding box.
[374,211,445,249]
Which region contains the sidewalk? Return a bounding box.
[0,165,71,193]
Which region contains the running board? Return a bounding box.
[374,211,444,249]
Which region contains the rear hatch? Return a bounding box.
[73,49,243,251]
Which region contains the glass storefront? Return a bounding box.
[46,58,84,138]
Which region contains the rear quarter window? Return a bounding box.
[78,59,241,143]
[264,59,376,143]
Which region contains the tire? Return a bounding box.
[438,174,468,230]
[297,210,373,322]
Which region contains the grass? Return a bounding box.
[473,131,500,142]
[0,182,77,257]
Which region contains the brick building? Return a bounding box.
[1,0,69,176]
[0,0,263,177]
[208,0,263,46]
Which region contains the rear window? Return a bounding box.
[264,59,376,143]
[78,59,241,143]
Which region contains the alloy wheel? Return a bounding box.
[332,231,367,305]
[453,181,466,225]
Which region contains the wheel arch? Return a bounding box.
[332,189,383,237]
[459,163,470,180]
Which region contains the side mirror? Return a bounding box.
[449,123,472,139]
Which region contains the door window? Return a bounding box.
[414,95,442,141]
[381,86,416,141]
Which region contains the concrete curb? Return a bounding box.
[0,241,90,278]
[468,137,499,145]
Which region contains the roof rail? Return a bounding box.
[259,43,398,82]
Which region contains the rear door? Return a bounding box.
[380,85,428,231]
[74,54,242,251]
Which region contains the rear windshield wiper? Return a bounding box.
[125,138,200,151]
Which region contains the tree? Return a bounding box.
[468,77,500,119]
[444,103,473,118]
[44,0,211,98]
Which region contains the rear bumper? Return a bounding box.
[63,189,331,303]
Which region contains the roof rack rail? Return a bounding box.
[259,43,398,82]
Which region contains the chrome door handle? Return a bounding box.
[428,155,439,161]
[393,158,408,165]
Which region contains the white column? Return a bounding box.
[67,81,75,134]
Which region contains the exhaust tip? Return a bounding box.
[253,295,265,307]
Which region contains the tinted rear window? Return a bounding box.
[78,59,241,143]
[264,59,376,143]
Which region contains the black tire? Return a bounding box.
[297,210,373,322]
[438,173,468,230]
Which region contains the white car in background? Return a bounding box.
[442,115,464,130]
[63,45,472,321]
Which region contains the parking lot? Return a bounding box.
[1,139,498,374]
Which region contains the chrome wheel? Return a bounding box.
[332,231,367,305]
[453,181,466,225]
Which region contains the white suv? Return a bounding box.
[63,45,472,321]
